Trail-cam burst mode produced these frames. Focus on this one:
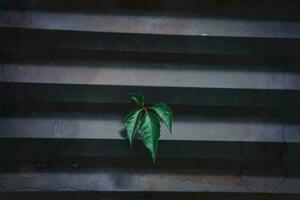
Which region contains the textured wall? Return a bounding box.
[0,0,300,199]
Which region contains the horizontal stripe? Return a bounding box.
[1,10,299,38]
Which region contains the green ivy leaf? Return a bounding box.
[124,108,142,147]
[151,103,173,134]
[124,93,173,162]
[128,92,144,107]
[138,111,161,162]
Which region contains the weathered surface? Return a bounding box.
[0,168,297,193]
[0,28,291,56]
[0,10,299,38]
[0,114,293,142]
[0,0,300,197]
[2,61,300,89]
[2,83,295,107]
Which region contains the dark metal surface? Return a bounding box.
[0,112,294,142]
[2,60,299,90]
[1,10,299,38]
[3,83,299,108]
[0,28,291,56]
[0,0,300,196]
[0,139,285,161]
[2,192,300,200]
[0,167,298,193]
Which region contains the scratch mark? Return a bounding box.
[53,121,63,137]
[272,124,289,192]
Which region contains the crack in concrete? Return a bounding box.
[272,124,289,192]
